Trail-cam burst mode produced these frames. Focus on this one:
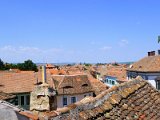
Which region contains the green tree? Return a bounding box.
[0,59,5,70]
[158,36,160,43]
[17,60,38,72]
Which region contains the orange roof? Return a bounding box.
[52,75,93,95]
[0,70,53,94]
[127,55,160,72]
[46,64,55,68]
[88,76,108,95]
[41,77,160,120]
[48,69,66,75]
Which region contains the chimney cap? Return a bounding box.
[148,51,155,56]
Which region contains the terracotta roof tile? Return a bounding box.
[0,70,52,93]
[43,76,160,120]
[127,55,160,72]
[52,75,93,95]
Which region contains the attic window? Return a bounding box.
[63,86,73,89]
[82,84,88,87]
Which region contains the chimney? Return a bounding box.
[42,66,47,84]
[148,52,151,56]
[30,65,56,114]
[158,50,160,55]
[148,51,155,56]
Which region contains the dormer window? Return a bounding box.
[82,84,88,87]
[63,86,73,89]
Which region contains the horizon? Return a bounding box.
[0,0,160,63]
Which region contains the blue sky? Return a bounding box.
[0,0,160,63]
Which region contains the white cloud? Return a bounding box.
[100,46,112,51]
[119,40,129,47]
[0,45,64,63]
[0,45,17,52]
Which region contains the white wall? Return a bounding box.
[127,71,160,88]
[56,92,93,109]
[148,80,156,88]
[147,76,157,88]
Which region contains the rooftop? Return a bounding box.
[41,76,160,120]
[0,70,52,94]
[127,55,160,72]
[52,74,93,95]
[0,91,15,100]
[0,100,38,120]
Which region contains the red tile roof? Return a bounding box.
[41,76,160,120]
[0,70,52,94]
[52,75,93,95]
[127,55,160,72]
[88,76,108,95]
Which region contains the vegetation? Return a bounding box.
[158,36,160,43]
[112,62,119,66]
[83,63,92,66]
[96,63,106,65]
[17,60,38,72]
[0,59,38,72]
[0,59,5,70]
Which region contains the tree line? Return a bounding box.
[0,59,38,72]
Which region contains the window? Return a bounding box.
[63,96,67,106]
[63,86,73,89]
[71,96,76,104]
[106,79,108,83]
[21,96,24,105]
[26,95,30,105]
[15,96,18,105]
[82,84,88,87]
[156,81,160,90]
[112,81,115,85]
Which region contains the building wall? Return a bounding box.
[104,76,118,88]
[127,71,160,88]
[9,93,30,110]
[56,92,93,109]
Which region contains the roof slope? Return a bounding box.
[0,100,38,120]
[127,55,160,72]
[88,76,108,95]
[0,91,15,100]
[52,75,93,95]
[43,76,160,120]
[0,70,52,93]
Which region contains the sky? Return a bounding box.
[0,0,160,63]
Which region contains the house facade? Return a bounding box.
[103,76,118,87]
[56,92,93,108]
[52,74,94,108]
[127,50,160,90]
[0,66,53,110]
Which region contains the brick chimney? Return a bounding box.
[148,51,155,56]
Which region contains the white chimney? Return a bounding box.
[42,66,47,84]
